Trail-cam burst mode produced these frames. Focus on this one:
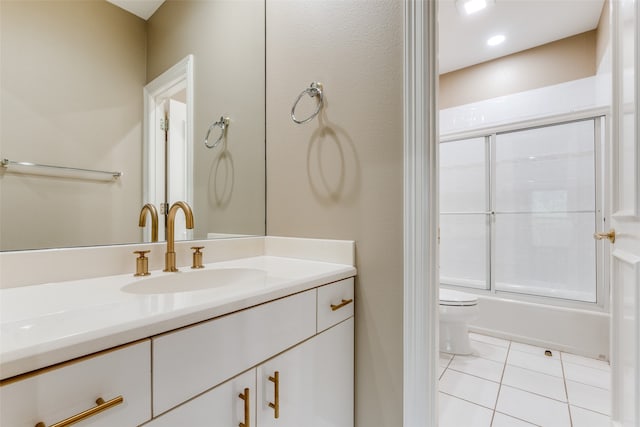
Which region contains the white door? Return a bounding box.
[609,0,640,425]
[167,98,192,241]
[256,318,354,427]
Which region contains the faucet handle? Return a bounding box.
[133,250,151,277]
[191,246,204,269]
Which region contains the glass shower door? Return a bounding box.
[440,137,489,290]
[493,120,598,302]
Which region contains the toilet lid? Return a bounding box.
[440,289,478,306]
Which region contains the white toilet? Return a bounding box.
[439,288,479,355]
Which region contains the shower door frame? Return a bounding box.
[439,110,610,312]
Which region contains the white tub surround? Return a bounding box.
[469,295,610,360]
[440,74,611,136]
[0,237,356,380]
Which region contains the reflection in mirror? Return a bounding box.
[0,0,265,251]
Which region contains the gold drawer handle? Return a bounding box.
[239,388,250,427]
[268,371,280,419]
[330,298,353,311]
[35,396,124,427]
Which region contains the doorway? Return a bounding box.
[402,1,640,426]
[143,55,194,242]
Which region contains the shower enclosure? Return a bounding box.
[440,115,606,307]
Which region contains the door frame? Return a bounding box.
[142,55,194,242]
[403,1,439,426]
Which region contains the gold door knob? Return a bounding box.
[593,229,616,244]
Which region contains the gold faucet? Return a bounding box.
[139,203,159,242]
[164,201,194,272]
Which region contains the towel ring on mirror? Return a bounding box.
[291,82,323,124]
[204,116,230,149]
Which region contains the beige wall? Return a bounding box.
[0,0,146,250]
[266,1,403,426]
[596,0,611,69]
[439,31,598,109]
[147,0,266,239]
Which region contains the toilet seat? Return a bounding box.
[439,289,478,307]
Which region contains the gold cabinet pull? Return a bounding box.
[268,371,280,419]
[238,388,250,427]
[330,298,353,311]
[35,395,123,427]
[594,229,616,244]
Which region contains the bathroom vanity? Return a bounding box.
[0,238,356,427]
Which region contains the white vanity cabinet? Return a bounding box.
[142,369,257,427]
[0,274,355,427]
[256,318,354,427]
[147,278,355,427]
[151,289,318,415]
[0,341,151,427]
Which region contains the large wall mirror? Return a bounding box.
[0,0,265,251]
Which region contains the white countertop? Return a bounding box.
[0,256,356,380]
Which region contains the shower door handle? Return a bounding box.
[593,229,616,244]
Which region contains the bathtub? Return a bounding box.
[467,293,610,360]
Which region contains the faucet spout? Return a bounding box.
[138,203,159,242]
[164,201,195,272]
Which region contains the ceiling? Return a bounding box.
[439,0,606,74]
[106,0,165,20]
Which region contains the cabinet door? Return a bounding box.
[146,369,256,427]
[257,318,354,427]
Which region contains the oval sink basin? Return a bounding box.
[121,268,266,294]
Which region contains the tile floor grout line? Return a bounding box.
[490,339,511,426]
[562,359,611,373]
[493,410,544,427]
[560,351,574,427]
[568,402,612,417]
[446,365,503,384]
[498,383,569,405]
[439,334,611,427]
[563,376,611,391]
[439,390,497,412]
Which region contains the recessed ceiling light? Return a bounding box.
[487,34,506,46]
[455,0,493,16]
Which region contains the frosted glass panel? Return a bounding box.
[494,213,596,302]
[495,121,595,212]
[440,137,486,212]
[440,214,487,289]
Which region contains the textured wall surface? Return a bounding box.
[440,31,598,109]
[266,1,404,426]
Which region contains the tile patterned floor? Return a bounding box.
[439,333,611,427]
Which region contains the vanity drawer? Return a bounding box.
[0,340,151,427]
[317,278,355,332]
[152,289,316,415]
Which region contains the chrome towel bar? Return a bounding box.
[1,158,122,180]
